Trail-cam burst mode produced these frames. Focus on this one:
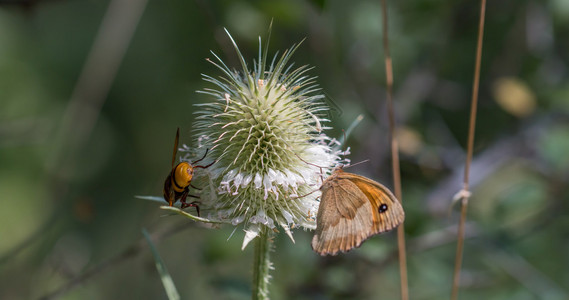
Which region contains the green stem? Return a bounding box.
[252,227,272,300]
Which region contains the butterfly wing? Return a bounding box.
[346,173,405,233]
[311,171,404,256]
[311,176,373,255]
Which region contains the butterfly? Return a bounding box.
[311,168,405,256]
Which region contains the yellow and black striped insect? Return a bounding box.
[163,128,214,216]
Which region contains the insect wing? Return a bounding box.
[311,170,404,256]
[344,172,405,233]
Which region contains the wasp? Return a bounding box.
[163,128,214,216]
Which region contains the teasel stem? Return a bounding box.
[380,1,408,299]
[252,227,272,300]
[451,0,486,299]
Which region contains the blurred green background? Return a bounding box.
[1,0,568,299]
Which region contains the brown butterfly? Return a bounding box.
[311,168,405,256]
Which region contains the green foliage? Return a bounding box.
[1,0,568,299]
[143,229,180,300]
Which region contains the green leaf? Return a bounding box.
[142,228,180,300]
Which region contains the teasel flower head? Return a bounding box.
[185,30,346,249]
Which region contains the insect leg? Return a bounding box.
[191,148,209,164]
[194,160,216,169]
[193,203,200,217]
[181,199,201,217]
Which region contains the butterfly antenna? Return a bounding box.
[343,159,371,170]
[281,140,326,171]
[290,188,320,200]
[280,140,330,185]
[291,151,329,183]
[296,153,324,171]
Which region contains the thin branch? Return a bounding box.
[3,0,150,277]
[0,211,59,266]
[380,1,408,299]
[34,0,151,297]
[363,223,480,270]
[485,249,569,298]
[37,222,194,300]
[47,0,149,172]
[451,198,469,299]
[451,0,487,299]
